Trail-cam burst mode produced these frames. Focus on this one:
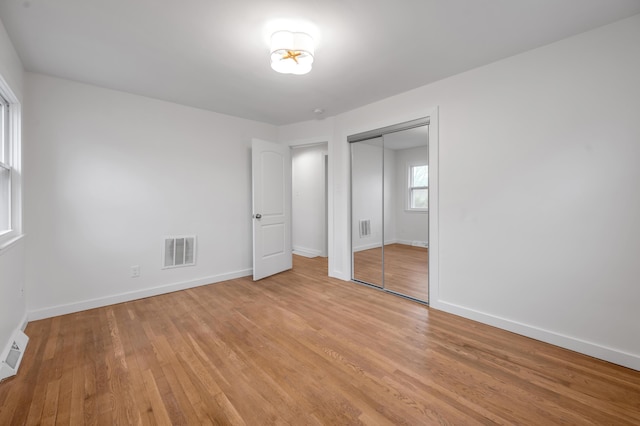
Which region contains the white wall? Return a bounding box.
[282,14,640,370]
[0,17,26,363]
[24,73,277,319]
[0,20,22,100]
[291,144,327,257]
[394,146,428,246]
[344,15,640,369]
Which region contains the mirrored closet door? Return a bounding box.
[350,118,429,303]
[351,137,384,287]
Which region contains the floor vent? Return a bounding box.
[0,330,29,382]
[359,219,371,237]
[163,235,196,268]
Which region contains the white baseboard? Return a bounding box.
[28,268,253,321]
[20,313,28,331]
[353,242,380,252]
[431,299,640,371]
[330,270,351,281]
[292,246,323,258]
[396,239,428,248]
[353,240,399,252]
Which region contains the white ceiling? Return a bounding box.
[2,1,639,125]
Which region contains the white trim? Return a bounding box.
[427,107,440,306]
[322,153,329,258]
[352,242,382,252]
[395,239,428,248]
[430,300,640,371]
[279,125,338,279]
[292,247,322,258]
[0,232,24,255]
[28,268,252,321]
[283,135,332,148]
[20,312,28,331]
[352,239,400,253]
[0,72,21,247]
[280,134,335,276]
[290,141,328,150]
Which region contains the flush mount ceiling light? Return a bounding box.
[270,30,315,75]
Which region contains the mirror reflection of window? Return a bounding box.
[409,164,428,210]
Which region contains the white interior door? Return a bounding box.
[252,138,292,280]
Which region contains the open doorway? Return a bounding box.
[291,143,329,274]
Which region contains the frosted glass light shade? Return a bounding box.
[270,31,314,75]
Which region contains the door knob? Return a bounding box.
[254,213,262,219]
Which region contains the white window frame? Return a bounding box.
[0,96,10,235]
[0,74,22,253]
[407,161,428,212]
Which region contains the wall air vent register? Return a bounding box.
[163,235,196,269]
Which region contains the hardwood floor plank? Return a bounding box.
[68,358,85,425]
[120,316,157,426]
[81,361,98,425]
[40,379,60,426]
[24,357,50,425]
[1,255,639,424]
[141,369,173,425]
[54,348,74,425]
[42,317,61,361]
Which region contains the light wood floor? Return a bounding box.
[353,244,428,302]
[353,246,385,287]
[1,256,639,425]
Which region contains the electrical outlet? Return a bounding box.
[131,265,140,278]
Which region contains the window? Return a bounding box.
[0,75,20,248]
[408,164,428,211]
[0,95,10,235]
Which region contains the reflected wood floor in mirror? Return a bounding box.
[353,246,384,287]
[353,244,428,302]
[1,255,639,424]
[384,244,428,302]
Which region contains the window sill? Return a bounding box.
[0,233,25,255]
[405,209,428,213]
